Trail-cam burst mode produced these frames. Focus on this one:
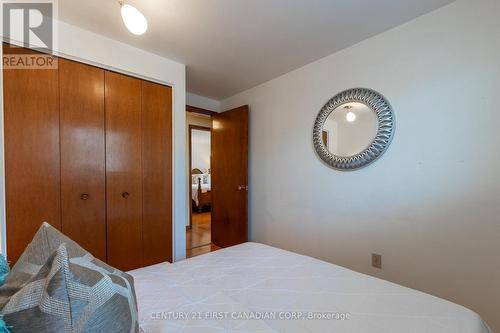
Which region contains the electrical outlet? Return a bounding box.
[372,253,382,269]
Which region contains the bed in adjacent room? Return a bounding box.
[129,243,491,333]
[191,169,211,212]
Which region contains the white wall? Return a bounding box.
[222,0,500,330]
[191,130,211,173]
[0,20,188,261]
[187,92,221,112]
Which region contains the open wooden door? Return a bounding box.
[211,106,249,248]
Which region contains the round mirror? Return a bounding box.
[313,88,395,170]
[322,102,378,157]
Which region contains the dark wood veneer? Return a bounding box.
[59,58,107,261]
[105,71,144,271]
[3,44,61,263]
[142,81,173,265]
[4,43,174,269]
[211,106,249,248]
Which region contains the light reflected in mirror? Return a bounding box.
[322,102,378,157]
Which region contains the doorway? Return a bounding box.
[186,105,249,258]
[187,122,218,257]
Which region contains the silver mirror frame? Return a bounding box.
[313,88,395,170]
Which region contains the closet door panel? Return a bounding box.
[105,71,143,271]
[142,81,173,265]
[3,47,61,263]
[59,59,106,261]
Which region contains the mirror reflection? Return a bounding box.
[322,102,378,157]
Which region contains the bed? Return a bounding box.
[129,243,491,333]
[191,169,211,212]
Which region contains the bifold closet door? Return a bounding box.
[59,59,106,261]
[142,81,173,265]
[105,71,143,271]
[3,45,61,263]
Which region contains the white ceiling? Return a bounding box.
[59,0,454,100]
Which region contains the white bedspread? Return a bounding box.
[129,243,491,333]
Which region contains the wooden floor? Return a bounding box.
[187,243,220,258]
[186,211,220,258]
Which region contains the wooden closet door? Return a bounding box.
[3,46,61,263]
[105,71,143,271]
[59,59,106,261]
[142,81,173,265]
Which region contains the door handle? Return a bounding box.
[80,193,89,200]
[237,185,248,191]
[122,192,130,199]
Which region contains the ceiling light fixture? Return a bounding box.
[346,112,356,122]
[119,1,148,35]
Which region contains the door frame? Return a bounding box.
[187,105,217,117]
[188,124,212,229]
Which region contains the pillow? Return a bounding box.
[0,254,9,333]
[0,223,139,333]
[0,315,9,333]
[2,244,72,331]
[0,255,8,286]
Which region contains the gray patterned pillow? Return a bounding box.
[0,223,139,333]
